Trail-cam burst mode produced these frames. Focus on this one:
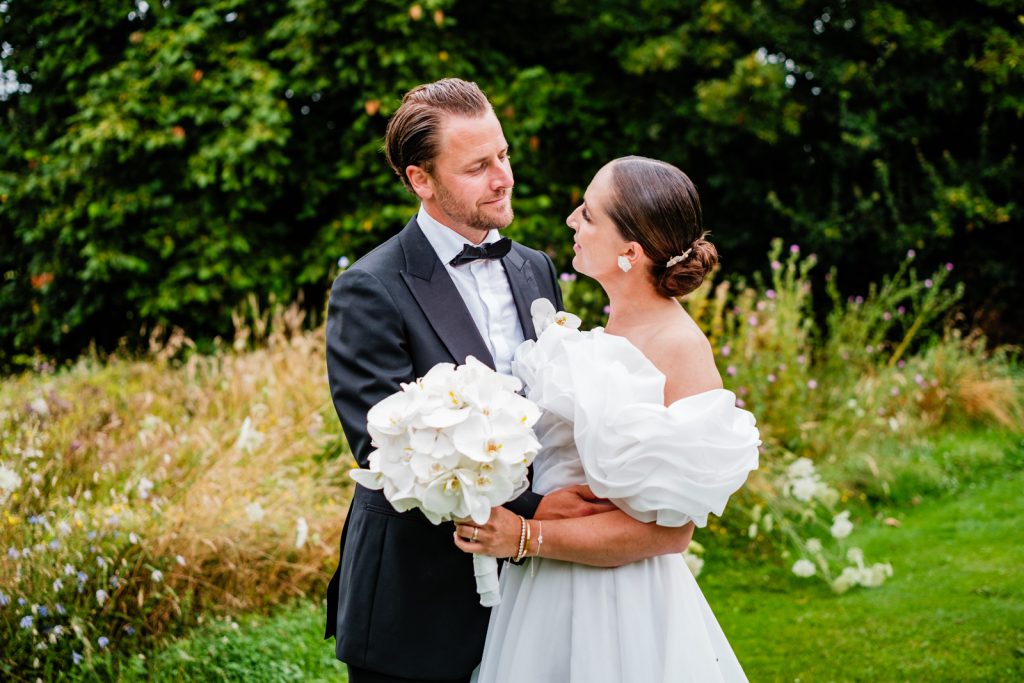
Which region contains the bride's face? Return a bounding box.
[566,166,630,279]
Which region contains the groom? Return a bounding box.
[324,78,610,683]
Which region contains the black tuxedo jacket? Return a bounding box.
[324,217,564,679]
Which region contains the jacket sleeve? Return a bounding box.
[326,268,415,468]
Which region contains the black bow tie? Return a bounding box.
[448,238,512,267]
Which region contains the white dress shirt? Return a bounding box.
[416,205,525,376]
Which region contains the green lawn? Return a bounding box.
[96,469,1023,682]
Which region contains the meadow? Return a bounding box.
[2,243,1021,681]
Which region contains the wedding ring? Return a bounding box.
[471,527,479,542]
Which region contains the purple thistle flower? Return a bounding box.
[790,244,800,254]
[767,374,777,383]
[945,262,954,271]
[720,345,731,357]
[559,272,576,282]
[736,398,746,408]
[907,249,916,259]
[771,260,782,271]
[898,359,906,368]
[747,315,758,327]
[883,312,892,321]
[924,278,933,288]
[766,289,776,299]
[807,379,818,389]
[727,366,737,377]
[914,374,925,386]
[602,305,611,314]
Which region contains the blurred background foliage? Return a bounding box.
[1,0,1021,369]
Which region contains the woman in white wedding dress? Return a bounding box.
[453,156,760,682]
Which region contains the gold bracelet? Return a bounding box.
[523,519,532,557]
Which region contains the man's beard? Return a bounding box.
[434,180,514,232]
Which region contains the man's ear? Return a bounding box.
[406,165,434,200]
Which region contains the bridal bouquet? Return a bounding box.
[349,356,542,606]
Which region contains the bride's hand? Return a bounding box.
[453,506,523,558]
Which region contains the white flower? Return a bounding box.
[0,463,21,504]
[137,478,154,500]
[805,538,823,554]
[151,570,163,583]
[789,477,819,502]
[295,517,309,549]
[95,589,108,606]
[245,502,265,523]
[129,532,139,544]
[176,555,186,566]
[830,511,854,539]
[792,559,816,577]
[846,547,864,564]
[234,417,264,453]
[530,298,581,334]
[683,551,704,578]
[30,397,49,416]
[52,579,63,592]
[787,457,816,479]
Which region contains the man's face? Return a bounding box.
[416,111,514,239]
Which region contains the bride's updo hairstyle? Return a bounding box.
[605,156,718,298]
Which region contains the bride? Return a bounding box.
[453,156,760,682]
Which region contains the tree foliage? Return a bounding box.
[1,0,1021,368]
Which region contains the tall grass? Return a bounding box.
[1,245,1021,679]
[0,301,351,680]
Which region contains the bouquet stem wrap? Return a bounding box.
[473,553,501,607]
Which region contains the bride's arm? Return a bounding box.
[454,505,694,568]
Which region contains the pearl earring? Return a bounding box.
[617,255,632,273]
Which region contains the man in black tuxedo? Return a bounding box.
[324,79,612,683]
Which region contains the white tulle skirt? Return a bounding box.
[473,554,747,683]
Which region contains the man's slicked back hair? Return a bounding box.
[384,78,493,192]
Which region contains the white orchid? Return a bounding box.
[530,298,582,334]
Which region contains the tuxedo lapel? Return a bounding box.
[502,247,541,342]
[398,219,496,370]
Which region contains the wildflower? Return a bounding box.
[337,256,351,269]
[295,517,309,549]
[767,374,777,383]
[771,260,782,271]
[151,570,164,583]
[807,379,818,390]
[235,417,265,454]
[18,597,26,606]
[30,397,49,415]
[48,539,60,551]
[945,262,953,271]
[747,315,758,327]
[245,502,265,523]
[726,366,737,377]
[0,591,8,606]
[906,249,916,259]
[830,511,854,539]
[38,606,48,617]
[72,652,83,666]
[56,603,65,615]
[124,625,136,635]
[790,244,800,254]
[914,374,925,386]
[96,589,108,606]
[602,305,611,315]
[847,547,864,564]
[897,305,906,315]
[559,272,576,282]
[176,555,186,566]
[98,636,109,648]
[890,387,899,397]
[683,552,704,578]
[897,359,906,368]
[129,532,138,544]
[110,576,120,589]
[8,547,18,559]
[77,571,88,584]
[882,311,891,321]
[0,463,21,504]
[792,559,816,577]
[720,345,731,357]
[52,579,63,592]
[854,296,864,305]
[137,477,154,500]
[865,345,874,354]
[735,399,745,408]
[806,538,822,554]
[765,289,776,299]
[924,278,933,288]
[20,615,33,629]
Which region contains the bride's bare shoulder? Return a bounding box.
[646,319,723,403]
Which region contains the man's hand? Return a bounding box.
[533,484,617,520]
